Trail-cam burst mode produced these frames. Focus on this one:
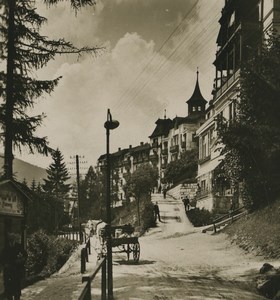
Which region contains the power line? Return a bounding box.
[120,11,220,115]
[114,6,220,114]
[112,2,198,111]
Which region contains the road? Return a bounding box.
[21,192,269,300]
[107,193,267,300]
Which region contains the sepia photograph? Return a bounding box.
[0,0,280,299]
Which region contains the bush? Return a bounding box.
[186,208,215,227]
[25,230,78,280]
[25,230,50,277]
[141,201,156,232]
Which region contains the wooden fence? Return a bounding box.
[77,257,107,300]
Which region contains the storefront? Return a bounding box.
[0,180,29,295]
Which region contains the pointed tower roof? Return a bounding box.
[186,70,207,105]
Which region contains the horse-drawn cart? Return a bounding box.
[95,223,140,263]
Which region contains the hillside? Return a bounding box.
[225,198,280,259]
[0,154,47,185]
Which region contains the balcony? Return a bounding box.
[149,154,158,161]
[214,69,240,101]
[196,188,212,199]
[123,159,130,166]
[162,148,168,156]
[170,145,179,153]
[151,141,159,148]
[161,162,167,169]
[198,155,211,165]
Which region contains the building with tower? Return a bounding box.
[97,71,208,205]
[149,71,207,187]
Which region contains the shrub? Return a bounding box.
[25,230,50,277]
[186,208,215,227]
[141,201,156,232]
[42,236,78,276]
[26,230,78,280]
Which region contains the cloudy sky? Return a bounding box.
[7,0,224,171]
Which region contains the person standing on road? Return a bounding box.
[162,188,167,199]
[153,202,161,222]
[182,195,190,211]
[0,232,27,300]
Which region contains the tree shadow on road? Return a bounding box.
[115,259,156,266]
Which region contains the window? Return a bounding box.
[198,106,201,111]
[193,106,196,112]
[201,180,206,191]
[201,134,209,159]
[228,11,235,27]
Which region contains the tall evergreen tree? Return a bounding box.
[43,148,70,230]
[43,148,70,198]
[80,166,102,220]
[0,0,101,178]
[30,179,37,192]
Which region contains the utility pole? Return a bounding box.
[76,155,82,243]
[69,155,87,243]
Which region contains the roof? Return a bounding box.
[129,143,150,154]
[97,143,150,163]
[173,114,205,127]
[0,179,31,201]
[186,71,207,105]
[149,118,173,138]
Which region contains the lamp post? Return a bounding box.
[104,109,119,299]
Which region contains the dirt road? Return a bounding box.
[107,193,268,300]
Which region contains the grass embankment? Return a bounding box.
[112,199,155,235]
[225,199,280,259]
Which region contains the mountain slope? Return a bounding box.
[0,154,47,185]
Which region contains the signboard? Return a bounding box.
[0,184,25,217]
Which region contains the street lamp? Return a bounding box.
[104,109,119,299]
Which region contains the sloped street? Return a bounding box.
[108,193,268,299]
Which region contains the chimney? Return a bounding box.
[129,145,132,149]
[118,147,121,151]
[140,142,144,146]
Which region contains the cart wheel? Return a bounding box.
[132,242,140,262]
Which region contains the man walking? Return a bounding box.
[153,202,161,222]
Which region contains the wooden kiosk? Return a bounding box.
[0,180,29,295]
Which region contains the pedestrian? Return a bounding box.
[153,202,161,222]
[182,195,190,211]
[162,188,167,199]
[0,232,27,300]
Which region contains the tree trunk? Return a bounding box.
[4,0,16,179]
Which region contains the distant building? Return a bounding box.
[196,0,280,213]
[97,142,151,206]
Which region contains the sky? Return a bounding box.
[2,0,224,172]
